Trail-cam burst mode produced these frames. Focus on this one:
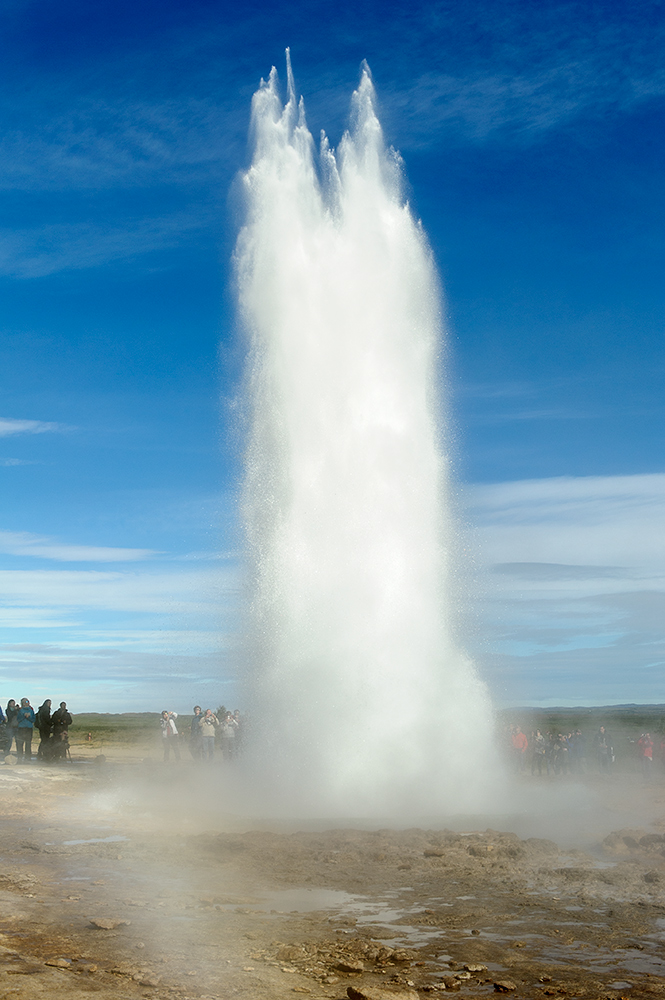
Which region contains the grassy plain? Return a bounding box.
[67,712,195,760]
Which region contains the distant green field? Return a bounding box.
[71,713,190,745]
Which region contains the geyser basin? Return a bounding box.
[236,55,497,817]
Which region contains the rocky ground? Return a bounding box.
[0,761,664,1000]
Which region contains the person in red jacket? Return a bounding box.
[638,732,654,782]
[511,726,528,773]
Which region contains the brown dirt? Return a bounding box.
[0,760,664,1000]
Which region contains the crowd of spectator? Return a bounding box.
[0,698,73,764]
[506,723,661,780]
[159,707,243,763]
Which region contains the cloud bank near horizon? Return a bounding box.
[468,473,665,707]
[0,472,662,712]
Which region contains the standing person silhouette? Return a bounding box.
[160,711,180,761]
[35,699,52,760]
[15,699,35,764]
[5,700,18,755]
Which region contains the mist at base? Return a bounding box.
[235,55,498,818]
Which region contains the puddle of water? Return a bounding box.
[259,888,357,912]
[236,888,448,948]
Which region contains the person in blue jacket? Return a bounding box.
[15,698,35,763]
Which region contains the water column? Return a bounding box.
[236,57,496,816]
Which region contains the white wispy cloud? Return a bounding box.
[466,474,665,705]
[0,213,209,279]
[0,417,71,437]
[388,38,665,147]
[0,565,237,616]
[0,531,157,563]
[0,90,245,192]
[471,474,665,568]
[0,562,241,710]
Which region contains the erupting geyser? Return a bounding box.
[236,55,497,816]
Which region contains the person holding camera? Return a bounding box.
[160,710,180,762]
[198,709,218,760]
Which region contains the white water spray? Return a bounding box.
[236,57,497,816]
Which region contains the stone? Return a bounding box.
[89,917,131,930]
[423,849,446,857]
[464,965,487,974]
[493,981,517,992]
[337,959,365,973]
[277,945,305,961]
[45,958,71,968]
[347,987,420,1000]
[440,978,461,990]
[644,871,660,883]
[79,963,97,973]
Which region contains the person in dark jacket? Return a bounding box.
[15,699,35,763]
[50,702,72,762]
[35,699,52,760]
[51,702,72,736]
[5,700,18,754]
[190,706,203,760]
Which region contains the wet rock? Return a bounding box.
[337,959,365,973]
[89,917,131,929]
[392,950,417,963]
[493,981,517,992]
[464,964,487,974]
[440,977,461,990]
[603,829,648,855]
[347,987,419,1000]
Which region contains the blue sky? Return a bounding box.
[1,0,664,710]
